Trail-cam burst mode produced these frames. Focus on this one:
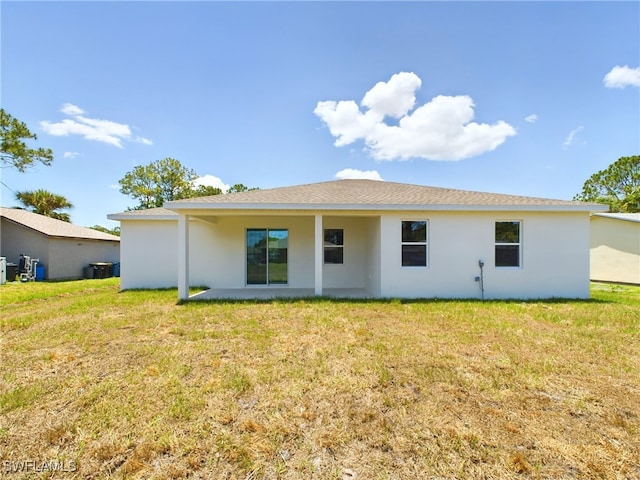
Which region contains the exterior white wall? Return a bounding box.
[1,218,119,280]
[590,217,640,284]
[322,216,369,289]
[120,220,178,289]
[121,219,232,290]
[118,210,592,299]
[200,215,316,289]
[379,211,591,299]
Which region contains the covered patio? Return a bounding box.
[170,210,382,300]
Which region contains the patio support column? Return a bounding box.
[314,214,323,296]
[178,213,190,300]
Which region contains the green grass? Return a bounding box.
[0,280,638,479]
[0,277,120,305]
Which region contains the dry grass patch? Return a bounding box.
[0,279,639,478]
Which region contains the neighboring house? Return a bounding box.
[107,179,607,300]
[1,207,120,280]
[590,213,640,285]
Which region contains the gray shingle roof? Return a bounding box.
[164,179,607,212]
[107,180,608,219]
[1,207,120,241]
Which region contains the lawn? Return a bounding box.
[1,279,638,479]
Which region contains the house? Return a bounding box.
[107,179,607,300]
[1,207,120,280]
[590,213,640,285]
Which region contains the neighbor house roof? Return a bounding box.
[108,180,608,219]
[592,213,640,223]
[1,207,120,241]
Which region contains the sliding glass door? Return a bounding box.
[267,229,288,284]
[246,229,267,285]
[246,229,288,285]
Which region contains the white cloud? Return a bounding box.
[40,104,152,148]
[362,72,421,119]
[314,72,516,161]
[335,168,384,181]
[193,174,230,193]
[63,151,80,158]
[524,114,538,123]
[61,103,85,116]
[603,65,640,88]
[563,126,584,148]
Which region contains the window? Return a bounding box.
[495,221,521,267]
[324,229,344,264]
[401,220,427,267]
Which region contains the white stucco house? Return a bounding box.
[590,213,640,285]
[107,179,607,300]
[1,207,120,280]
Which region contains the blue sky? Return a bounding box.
[2,1,639,228]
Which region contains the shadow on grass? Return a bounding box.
[178,295,610,306]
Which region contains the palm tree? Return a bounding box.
[15,189,74,222]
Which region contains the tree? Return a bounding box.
[15,189,74,222]
[228,183,258,193]
[573,156,640,212]
[118,158,200,209]
[89,225,121,236]
[1,109,54,172]
[118,158,258,210]
[190,185,223,197]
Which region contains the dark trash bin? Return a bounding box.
[6,263,17,282]
[83,266,94,279]
[112,262,120,277]
[90,262,113,279]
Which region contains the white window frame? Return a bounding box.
[323,228,344,265]
[494,220,522,268]
[401,220,428,267]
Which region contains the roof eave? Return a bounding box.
[165,202,608,213]
[49,235,120,242]
[592,213,640,223]
[107,213,178,221]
